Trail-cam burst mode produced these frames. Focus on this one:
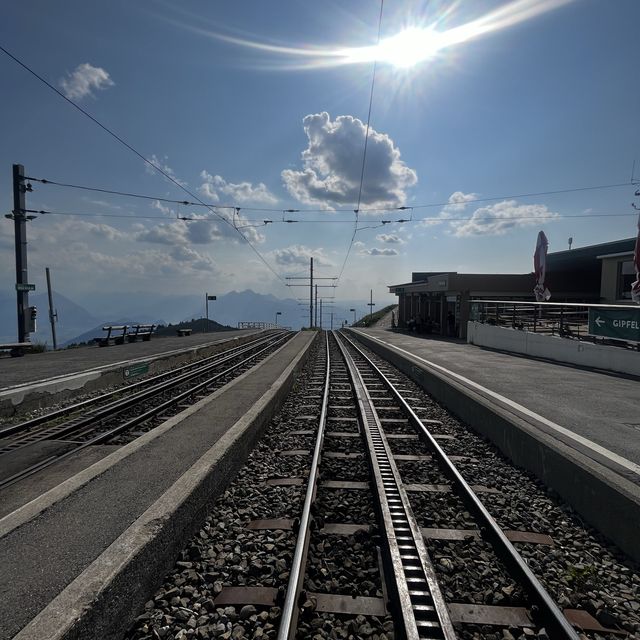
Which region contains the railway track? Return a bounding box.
[126,331,638,640]
[0,330,292,491]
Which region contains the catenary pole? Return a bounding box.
[309,257,313,329]
[12,164,29,343]
[46,267,57,350]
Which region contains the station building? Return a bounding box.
[388,237,637,339]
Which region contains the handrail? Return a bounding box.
[473,299,638,309]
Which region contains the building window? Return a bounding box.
[617,260,635,300]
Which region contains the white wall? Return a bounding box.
[467,322,640,376]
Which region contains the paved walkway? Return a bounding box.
[356,329,640,472]
[0,330,256,389]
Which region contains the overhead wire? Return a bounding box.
[0,43,287,285]
[24,174,635,215]
[25,207,638,224]
[337,0,385,282]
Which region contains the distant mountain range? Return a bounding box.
[0,288,380,347]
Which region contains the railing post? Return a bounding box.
[533,306,537,332]
[559,307,564,337]
[512,304,516,328]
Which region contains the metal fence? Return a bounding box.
[470,300,640,349]
[237,321,291,330]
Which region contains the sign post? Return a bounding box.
[588,308,640,342]
[205,294,217,332]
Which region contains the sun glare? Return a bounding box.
[377,27,444,68]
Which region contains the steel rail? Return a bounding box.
[277,332,331,640]
[0,332,293,491]
[334,331,456,640]
[340,331,580,639]
[0,332,287,450]
[0,331,283,440]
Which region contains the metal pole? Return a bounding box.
[309,257,313,329]
[330,311,333,330]
[314,284,318,328]
[205,293,208,333]
[12,164,29,343]
[46,267,57,350]
[319,298,323,330]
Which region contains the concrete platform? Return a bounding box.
[0,330,315,640]
[0,329,262,417]
[349,328,640,562]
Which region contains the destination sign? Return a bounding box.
[15,283,35,292]
[588,308,640,342]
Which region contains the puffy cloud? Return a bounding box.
[360,247,399,256]
[200,171,278,204]
[136,217,222,245]
[269,244,333,267]
[451,200,559,237]
[282,112,417,210]
[418,191,478,228]
[376,233,404,244]
[75,220,126,241]
[443,191,478,213]
[146,155,188,187]
[59,63,114,100]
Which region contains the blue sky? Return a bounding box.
[1,0,639,313]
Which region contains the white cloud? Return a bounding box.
[418,191,478,228]
[269,244,333,268]
[146,155,188,187]
[451,200,559,237]
[443,191,478,213]
[360,247,399,256]
[376,233,404,244]
[200,171,278,205]
[282,112,417,210]
[136,216,222,245]
[59,63,114,100]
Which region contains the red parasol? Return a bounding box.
[533,230,551,302]
[632,212,640,304]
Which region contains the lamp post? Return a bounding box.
[350,308,356,326]
[205,293,217,332]
[275,311,282,326]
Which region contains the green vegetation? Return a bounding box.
[155,318,234,336]
[354,304,397,328]
[564,564,599,590]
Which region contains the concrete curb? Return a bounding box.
[13,331,316,640]
[0,331,264,417]
[349,329,640,563]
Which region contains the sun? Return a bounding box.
[375,27,444,68]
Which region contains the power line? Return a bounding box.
[26,207,637,224]
[337,0,385,282]
[0,44,286,285]
[24,173,636,216]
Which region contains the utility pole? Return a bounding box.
[368,289,376,324]
[285,258,335,330]
[46,267,58,350]
[309,257,313,329]
[330,311,333,330]
[319,298,322,330]
[9,164,34,343]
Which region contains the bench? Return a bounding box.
[127,324,156,343]
[95,325,128,347]
[176,328,192,337]
[0,342,34,358]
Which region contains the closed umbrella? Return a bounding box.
[632,212,640,304]
[533,230,551,302]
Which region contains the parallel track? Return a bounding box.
[0,331,292,491]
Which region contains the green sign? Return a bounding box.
[588,308,640,342]
[123,362,149,379]
[15,283,35,292]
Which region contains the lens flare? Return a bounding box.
[165,0,576,71]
